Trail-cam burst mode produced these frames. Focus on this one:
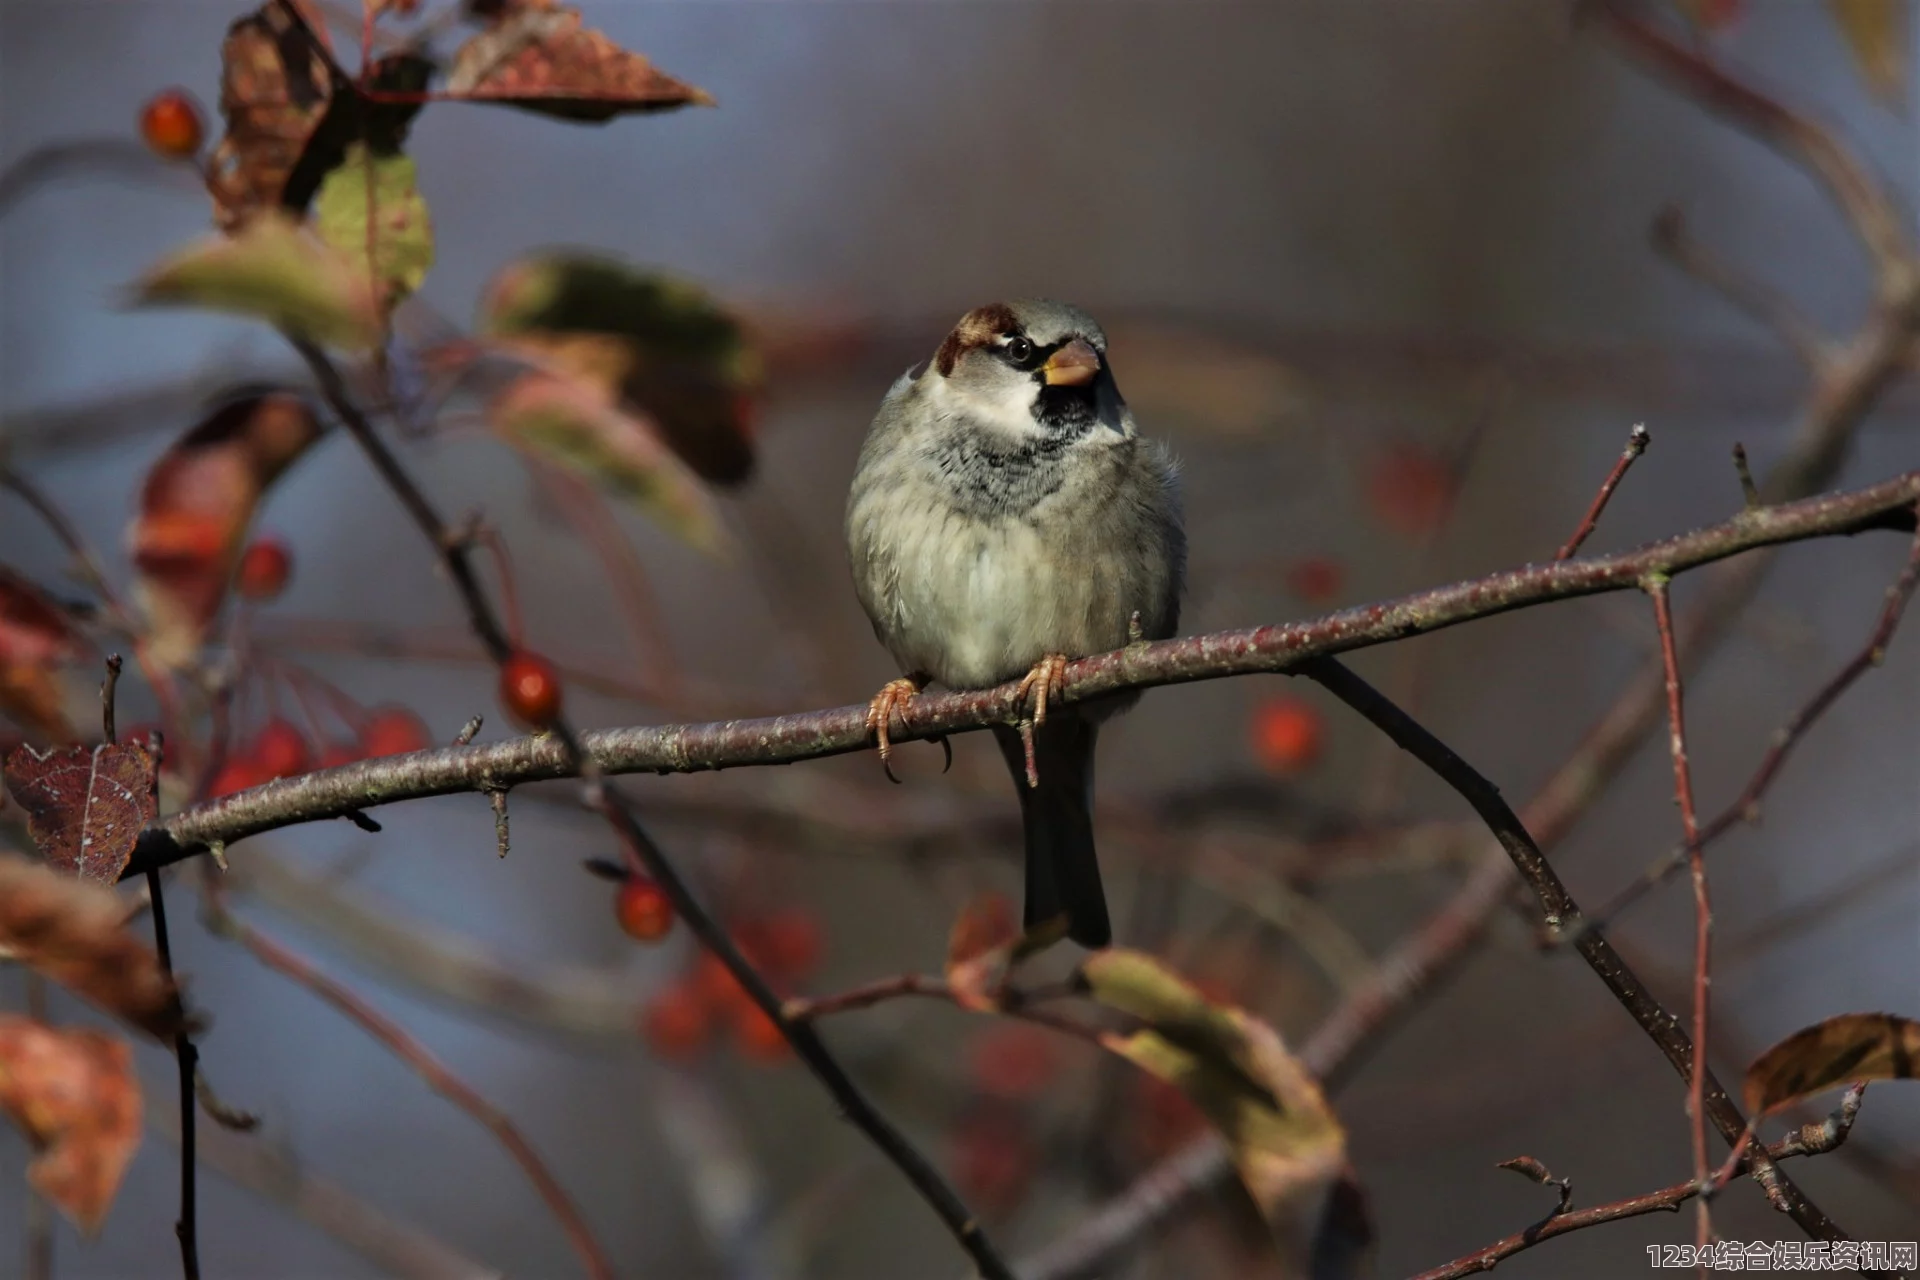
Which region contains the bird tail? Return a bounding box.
[991,716,1111,949]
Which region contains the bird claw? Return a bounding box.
[1012,654,1071,727]
[865,677,924,784]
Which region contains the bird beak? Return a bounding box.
[1042,339,1100,387]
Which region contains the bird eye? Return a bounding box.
[1003,336,1036,367]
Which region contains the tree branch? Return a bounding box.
[130,470,1919,873]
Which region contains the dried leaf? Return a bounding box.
[2,742,157,885]
[1081,950,1351,1263]
[1743,1012,1920,1116]
[479,252,761,486]
[132,211,385,350]
[208,0,337,227]
[0,853,186,1040]
[487,369,727,555]
[313,143,435,305]
[1830,0,1907,103]
[0,1016,142,1233]
[946,892,1019,1013]
[129,389,325,667]
[0,569,79,741]
[448,0,714,122]
[207,1,430,228]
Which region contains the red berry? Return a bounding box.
[693,951,751,1011]
[615,876,674,943]
[731,1001,791,1062]
[235,537,292,601]
[316,741,362,770]
[208,758,267,798]
[751,909,822,978]
[1284,557,1344,605]
[951,1108,1034,1213]
[139,89,204,160]
[969,1024,1059,1101]
[642,981,711,1060]
[1250,696,1324,775]
[361,706,430,757]
[1365,445,1456,539]
[499,650,562,728]
[252,717,311,779]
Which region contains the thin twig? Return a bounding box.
[1588,525,1920,930]
[1409,1084,1866,1280]
[1648,577,1713,1256]
[100,653,123,743]
[289,334,1016,1280]
[203,891,616,1280]
[1555,423,1650,561]
[1598,1,1915,280]
[135,471,1920,871]
[1651,207,1828,371]
[1298,657,1836,1241]
[1732,443,1762,508]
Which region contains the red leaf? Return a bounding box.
[447,0,714,122]
[0,853,187,1040]
[0,1016,142,1234]
[0,569,81,742]
[3,741,158,885]
[129,390,323,666]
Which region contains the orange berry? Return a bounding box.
[969,1024,1058,1101]
[731,1001,791,1062]
[361,706,429,757]
[252,717,311,779]
[139,89,205,160]
[208,758,267,798]
[615,876,674,943]
[1250,695,1324,775]
[235,537,292,601]
[499,650,562,728]
[642,981,710,1061]
[694,951,751,1010]
[1284,557,1343,605]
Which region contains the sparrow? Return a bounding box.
[845,300,1186,948]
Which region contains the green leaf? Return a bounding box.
[130,212,382,350]
[478,252,761,487]
[1830,0,1907,103]
[313,144,435,304]
[1081,950,1356,1267]
[488,368,727,555]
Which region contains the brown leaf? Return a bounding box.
[1081,950,1353,1267]
[208,0,338,228]
[128,389,324,666]
[946,892,1018,1012]
[448,0,714,122]
[1743,1012,1920,1116]
[0,853,187,1041]
[0,663,75,743]
[0,1016,142,1233]
[1829,0,1907,104]
[3,742,157,885]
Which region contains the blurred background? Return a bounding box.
[1,2,1917,1277]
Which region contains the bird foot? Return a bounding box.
[1011,654,1071,727]
[865,677,925,784]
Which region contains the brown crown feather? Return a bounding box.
[933,303,1020,377]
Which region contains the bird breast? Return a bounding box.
[849,438,1181,691]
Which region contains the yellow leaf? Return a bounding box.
[1830,0,1908,103]
[313,144,436,304]
[131,211,384,350]
[1081,950,1357,1267]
